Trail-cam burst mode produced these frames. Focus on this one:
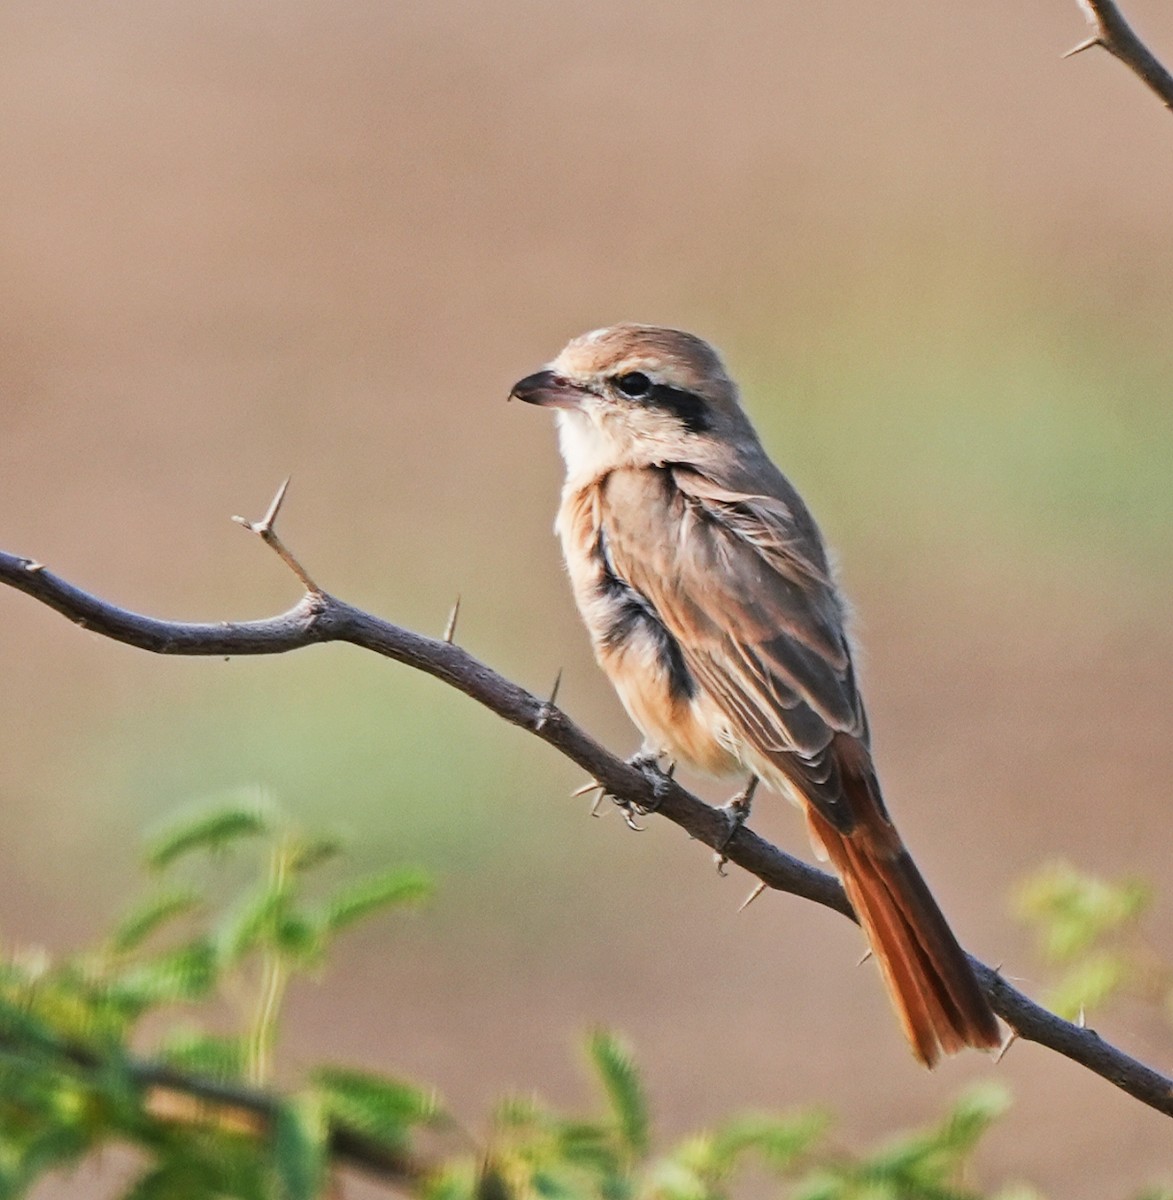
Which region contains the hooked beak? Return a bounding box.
[508,369,588,410]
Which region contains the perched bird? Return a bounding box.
[510,323,1000,1067]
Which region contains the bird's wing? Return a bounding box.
[599,464,871,832]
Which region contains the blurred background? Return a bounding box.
[1,1,1171,1194]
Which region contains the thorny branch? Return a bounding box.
[1067,0,1173,111]
[1,486,1172,1139]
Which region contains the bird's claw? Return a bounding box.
[571,754,674,831]
[714,775,759,875]
[614,800,647,831]
[624,752,674,816]
[610,752,674,830]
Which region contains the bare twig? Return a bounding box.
[1068,0,1173,111]
[232,477,322,593]
[1,498,1172,1121]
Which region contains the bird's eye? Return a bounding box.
[614,371,652,398]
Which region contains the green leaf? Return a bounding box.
[0,991,63,1058]
[106,940,219,1010]
[643,1156,711,1200]
[274,1092,328,1200]
[1014,861,1150,962]
[789,1167,850,1200]
[108,889,203,954]
[158,1030,247,1079]
[121,1166,198,1200]
[709,1110,828,1174]
[287,836,345,874]
[936,1082,1013,1154]
[586,1030,649,1158]
[315,1066,442,1147]
[423,1163,481,1200]
[494,1093,546,1129]
[657,1133,716,1178]
[215,884,291,964]
[1047,952,1130,1021]
[146,800,272,871]
[274,912,326,965]
[0,1106,96,1197]
[529,1168,581,1200]
[121,1150,265,1200]
[859,1082,1012,1192]
[552,1120,619,1172]
[323,869,432,933]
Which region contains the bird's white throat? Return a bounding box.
[555,408,620,483]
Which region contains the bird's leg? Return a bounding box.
[714,775,758,875]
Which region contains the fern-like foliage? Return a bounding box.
[2,801,1169,1197]
[0,796,438,1198]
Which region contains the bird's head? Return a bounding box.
[510,323,755,481]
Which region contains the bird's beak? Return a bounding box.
[508,369,588,410]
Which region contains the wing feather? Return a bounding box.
[600,464,867,831]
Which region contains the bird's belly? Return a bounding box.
[596,621,741,777]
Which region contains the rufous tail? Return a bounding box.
[806,805,1001,1067]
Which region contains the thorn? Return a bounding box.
[533,669,563,732]
[22,560,45,573]
[571,779,604,798]
[589,791,606,817]
[738,882,767,912]
[263,475,292,526]
[232,478,321,594]
[987,961,1028,986]
[443,596,461,644]
[664,760,677,780]
[1063,35,1102,57]
[1077,1006,1086,1029]
[857,949,874,966]
[233,476,292,535]
[993,1030,1019,1064]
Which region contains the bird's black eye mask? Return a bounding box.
[609,373,713,435]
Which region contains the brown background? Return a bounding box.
[1,1,1172,1195]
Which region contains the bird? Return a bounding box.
[510,322,1000,1067]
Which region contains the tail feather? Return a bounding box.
[807,807,1001,1068]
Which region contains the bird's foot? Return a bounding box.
[570,752,674,830]
[613,752,675,829]
[714,775,758,875]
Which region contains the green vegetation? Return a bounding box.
[2,798,1171,1197]
[1014,859,1171,1024]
